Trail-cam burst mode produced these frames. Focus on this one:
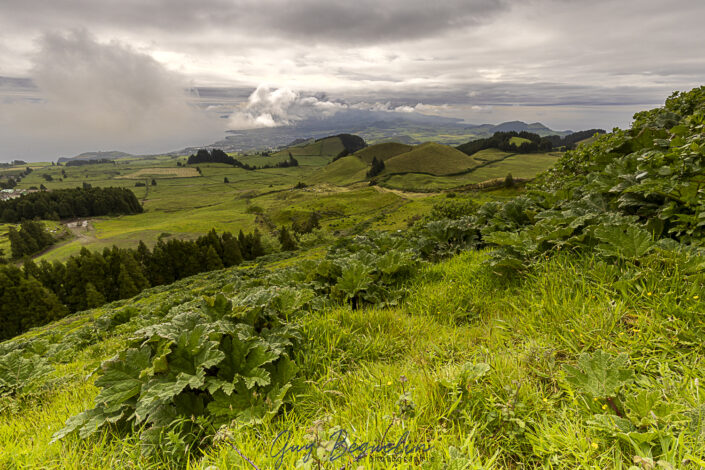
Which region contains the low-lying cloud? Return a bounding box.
[228,85,435,129]
[0,31,223,160]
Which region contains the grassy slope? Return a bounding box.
[383,142,482,176]
[381,152,561,191]
[3,139,556,261]
[10,153,413,261]
[271,136,345,159]
[2,247,703,468]
[471,148,513,162]
[509,136,532,146]
[355,142,414,164]
[309,155,369,185]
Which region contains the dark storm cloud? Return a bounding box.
[0,0,508,45]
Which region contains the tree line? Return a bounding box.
[0,187,143,223]
[457,131,553,156]
[186,148,299,170]
[457,129,606,156]
[7,221,55,259]
[539,129,606,149]
[65,159,116,167]
[0,167,32,189]
[0,227,268,341]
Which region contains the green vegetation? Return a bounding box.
[0,187,143,222]
[310,155,369,185]
[7,220,55,259]
[509,136,532,146]
[383,142,481,176]
[4,87,704,467]
[380,153,561,191]
[0,227,271,340]
[355,142,414,163]
[271,134,365,161]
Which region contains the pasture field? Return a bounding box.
[380,152,561,191]
[116,167,200,179]
[471,148,513,162]
[3,137,559,262]
[509,136,532,146]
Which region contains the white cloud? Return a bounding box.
[0,31,224,160]
[227,85,440,129]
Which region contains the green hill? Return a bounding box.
[355,142,413,164]
[271,136,345,159]
[272,133,366,160]
[310,155,369,185]
[383,142,482,176]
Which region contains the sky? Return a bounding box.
[0,0,703,161]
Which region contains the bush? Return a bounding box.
[260,232,282,254]
[427,198,479,221]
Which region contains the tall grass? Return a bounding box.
[1,248,704,468]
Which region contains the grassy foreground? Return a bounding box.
[1,245,704,468]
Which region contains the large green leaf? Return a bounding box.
[563,350,635,398]
[0,350,53,396]
[594,224,655,259]
[335,261,373,299]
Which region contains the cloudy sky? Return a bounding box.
[1,0,703,161]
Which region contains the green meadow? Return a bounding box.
[2,134,558,262]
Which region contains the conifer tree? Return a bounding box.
[250,228,265,258]
[0,266,67,341]
[85,282,106,308]
[504,173,515,188]
[8,227,27,258]
[238,230,250,260]
[204,246,224,271]
[221,232,243,266]
[117,264,139,299]
[367,157,385,178]
[278,226,297,251]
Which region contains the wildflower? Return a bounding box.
[591,442,599,450]
[602,404,608,410]
[647,292,652,296]
[694,295,700,300]
[570,329,575,333]
[543,397,548,403]
[386,381,392,386]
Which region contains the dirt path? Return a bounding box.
[64,219,99,244]
[372,186,433,199]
